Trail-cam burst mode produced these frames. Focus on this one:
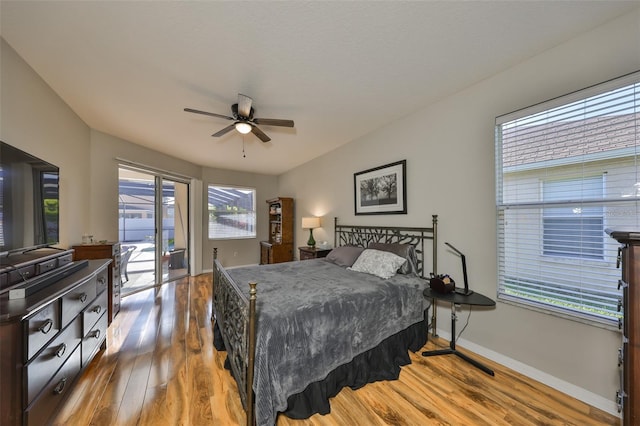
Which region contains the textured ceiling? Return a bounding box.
[1,1,638,175]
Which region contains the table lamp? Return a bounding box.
[302,217,321,248]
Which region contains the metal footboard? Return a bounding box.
[212,248,257,426]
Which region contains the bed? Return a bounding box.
[212,215,438,425]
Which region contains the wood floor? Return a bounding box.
[52,274,619,426]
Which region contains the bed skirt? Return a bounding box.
[213,312,428,421]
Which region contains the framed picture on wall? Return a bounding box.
[354,160,407,215]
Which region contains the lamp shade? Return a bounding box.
[301,217,320,229]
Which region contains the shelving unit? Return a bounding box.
[260,197,293,264]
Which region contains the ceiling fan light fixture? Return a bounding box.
[235,122,252,134]
[185,94,292,142]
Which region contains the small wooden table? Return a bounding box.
[422,287,496,376]
[298,246,332,260]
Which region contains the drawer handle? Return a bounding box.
[79,293,88,303]
[616,389,626,413]
[38,319,53,334]
[616,247,622,268]
[92,329,101,339]
[53,377,67,395]
[98,277,106,285]
[618,347,624,367]
[55,343,67,358]
[92,305,102,314]
[618,298,623,312]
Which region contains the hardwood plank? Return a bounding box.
[154,282,190,425]
[186,279,215,425]
[137,385,173,426]
[52,274,620,426]
[91,290,157,426]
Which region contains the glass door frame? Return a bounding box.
[118,164,191,295]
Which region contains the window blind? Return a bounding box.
[208,185,256,240]
[496,71,640,326]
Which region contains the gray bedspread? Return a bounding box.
[226,258,429,426]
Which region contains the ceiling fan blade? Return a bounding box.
[253,118,294,128]
[184,108,234,121]
[212,124,236,137]
[237,94,253,118]
[251,125,271,142]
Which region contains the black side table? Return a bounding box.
[422,287,496,376]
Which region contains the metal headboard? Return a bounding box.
[333,214,438,278]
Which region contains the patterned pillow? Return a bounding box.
[368,242,418,275]
[347,249,407,279]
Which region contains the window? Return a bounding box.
[496,72,640,326]
[208,185,256,239]
[542,176,604,259]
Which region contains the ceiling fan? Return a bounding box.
[184,94,294,142]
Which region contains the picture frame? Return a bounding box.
[354,160,407,215]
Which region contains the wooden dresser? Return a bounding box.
[607,229,640,425]
[72,243,121,324]
[0,259,110,426]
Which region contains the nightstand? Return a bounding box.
[298,246,332,260]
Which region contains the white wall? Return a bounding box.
[279,9,640,413]
[202,168,278,268]
[88,130,202,242]
[1,38,91,249]
[1,37,277,275]
[88,131,278,271]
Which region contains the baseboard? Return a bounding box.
[434,329,620,417]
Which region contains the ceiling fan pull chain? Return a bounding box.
[242,135,246,158]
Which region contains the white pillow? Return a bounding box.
[347,249,407,279]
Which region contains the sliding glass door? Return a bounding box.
[118,167,190,295]
[162,178,189,283]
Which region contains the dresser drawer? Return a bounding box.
[25,316,82,406]
[83,290,108,336]
[36,259,57,275]
[96,268,108,296]
[82,312,107,367]
[61,277,97,327]
[298,247,332,261]
[24,345,82,426]
[25,301,61,361]
[112,278,121,318]
[299,250,315,260]
[8,264,36,285]
[113,271,120,292]
[112,293,121,319]
[57,253,73,267]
